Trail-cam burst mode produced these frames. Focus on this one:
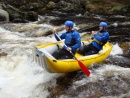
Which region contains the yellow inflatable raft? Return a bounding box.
[33,40,112,73]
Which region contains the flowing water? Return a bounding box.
[0,15,130,98]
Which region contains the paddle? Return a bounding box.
[55,33,90,77]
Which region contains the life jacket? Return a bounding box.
[92,31,108,46]
[93,38,106,46]
[65,30,76,47]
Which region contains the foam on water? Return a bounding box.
[110,43,123,55]
[0,53,61,97]
[0,25,62,98]
[0,21,128,98]
[73,64,130,85]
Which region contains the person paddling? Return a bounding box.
[80,22,109,56]
[52,20,81,59]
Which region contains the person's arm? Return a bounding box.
[71,32,81,51]
[91,31,98,39]
[93,32,109,42]
[52,29,66,41]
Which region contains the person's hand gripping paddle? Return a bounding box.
[55,33,90,77]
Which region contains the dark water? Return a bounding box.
[1,13,130,98]
[47,14,130,98]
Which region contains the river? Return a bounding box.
[0,15,130,98]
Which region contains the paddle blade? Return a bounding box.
[76,60,90,77]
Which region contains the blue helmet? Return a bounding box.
[99,22,108,28]
[64,20,74,28]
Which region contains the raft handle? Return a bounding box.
[36,54,39,57]
[53,60,57,62]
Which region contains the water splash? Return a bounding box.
[110,43,123,55]
[0,24,62,97]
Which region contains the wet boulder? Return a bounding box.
[0,3,38,23]
[0,9,9,22]
[58,1,85,14]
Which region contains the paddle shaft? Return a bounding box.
[55,33,90,76]
[55,33,75,57]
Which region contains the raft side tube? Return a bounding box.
[33,47,53,72]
